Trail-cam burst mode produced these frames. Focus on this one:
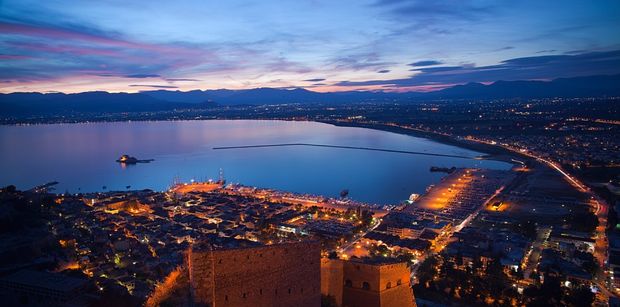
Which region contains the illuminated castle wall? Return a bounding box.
[321,258,344,306]
[321,258,416,307]
[186,241,321,307]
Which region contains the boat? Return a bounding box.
[116,155,154,164]
[117,155,138,164]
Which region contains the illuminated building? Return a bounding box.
[186,241,321,306]
[321,258,416,307]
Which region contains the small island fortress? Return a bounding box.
[116,154,154,164]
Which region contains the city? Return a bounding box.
[1,1,620,307]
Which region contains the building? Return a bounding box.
[381,213,451,240]
[0,270,88,305]
[150,240,414,307]
[186,241,321,307]
[548,230,596,253]
[321,258,345,307]
[321,258,416,307]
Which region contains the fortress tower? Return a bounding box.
[186,241,321,307]
[321,258,416,307]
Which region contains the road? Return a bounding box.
[373,121,612,296]
[409,183,506,281]
[464,137,610,265]
[522,227,552,279]
[340,218,382,258]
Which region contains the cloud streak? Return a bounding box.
[125,74,161,79]
[335,50,620,88]
[129,84,178,89]
[409,60,442,67]
[1,1,619,93]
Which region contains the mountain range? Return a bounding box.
[1,74,619,116]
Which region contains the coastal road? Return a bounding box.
[369,121,613,294]
[464,137,610,266]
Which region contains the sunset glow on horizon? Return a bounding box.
[1,0,619,93]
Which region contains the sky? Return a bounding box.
[1,0,619,93]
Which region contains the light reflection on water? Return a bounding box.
[0,120,511,204]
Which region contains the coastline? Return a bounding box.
[320,120,523,165]
[1,118,520,201]
[1,117,523,163]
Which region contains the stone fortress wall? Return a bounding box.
[321,258,416,307]
[187,241,321,307]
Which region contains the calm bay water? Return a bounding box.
[0,120,510,204]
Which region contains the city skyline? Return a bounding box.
[1,2,619,306]
[1,0,620,93]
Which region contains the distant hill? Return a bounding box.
[0,91,213,115]
[1,74,618,116]
[425,74,620,99]
[140,87,401,105]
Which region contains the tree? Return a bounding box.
[345,208,353,218]
[360,210,373,227]
[517,220,538,240]
[510,267,525,279]
[417,256,439,286]
[574,251,597,276]
[472,256,483,273]
[567,211,598,233]
[565,285,594,307]
[484,257,508,296]
[530,271,540,283]
[376,244,389,256]
[455,252,463,267]
[397,252,414,264]
[537,273,562,304]
[608,205,618,231]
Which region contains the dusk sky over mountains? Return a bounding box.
[1,0,619,93]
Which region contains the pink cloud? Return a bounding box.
[0,22,213,60]
[0,54,31,60]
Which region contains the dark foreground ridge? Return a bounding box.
[2,74,619,118]
[213,143,479,160]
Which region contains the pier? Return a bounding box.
[213,143,479,160]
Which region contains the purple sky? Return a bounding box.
[1,0,619,93]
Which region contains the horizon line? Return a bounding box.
[1,73,618,95]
